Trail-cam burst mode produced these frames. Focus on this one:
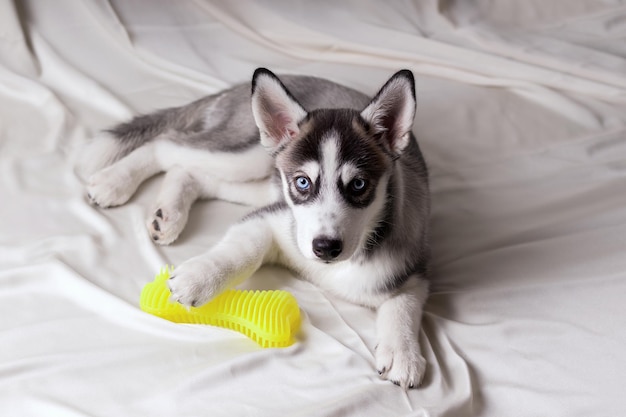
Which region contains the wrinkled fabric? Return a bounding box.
[1,1,625,416]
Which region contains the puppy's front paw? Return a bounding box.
[167,259,225,308]
[376,338,426,389]
[147,207,187,245]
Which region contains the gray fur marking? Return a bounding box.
[105,76,370,158]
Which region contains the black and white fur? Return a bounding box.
[78,69,430,389]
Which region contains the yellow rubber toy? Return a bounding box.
[140,266,301,348]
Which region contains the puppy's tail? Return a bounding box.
[73,99,214,181]
[72,131,116,180]
[72,130,137,181]
[73,107,178,181]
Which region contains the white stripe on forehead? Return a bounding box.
[320,131,360,186]
[320,130,340,181]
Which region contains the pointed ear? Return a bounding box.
[251,68,308,152]
[360,70,416,155]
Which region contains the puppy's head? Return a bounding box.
[251,68,416,263]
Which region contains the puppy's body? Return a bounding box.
[80,69,431,388]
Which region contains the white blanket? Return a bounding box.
[2,1,626,415]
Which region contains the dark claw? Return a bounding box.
[169,275,176,280]
[155,209,163,219]
[377,368,385,375]
[152,220,160,231]
[191,300,199,308]
[152,235,159,241]
[409,383,415,389]
[87,193,99,207]
[392,380,400,387]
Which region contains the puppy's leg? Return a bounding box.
[375,277,429,389]
[87,143,161,208]
[148,166,202,245]
[167,217,275,307]
[148,169,276,245]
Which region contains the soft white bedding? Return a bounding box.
[2,1,626,416]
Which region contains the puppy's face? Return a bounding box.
[251,68,416,263]
[276,110,391,263]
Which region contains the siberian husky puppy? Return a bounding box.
[80,68,430,389]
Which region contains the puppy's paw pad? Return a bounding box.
[147,207,186,245]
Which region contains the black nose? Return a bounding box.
[312,238,343,261]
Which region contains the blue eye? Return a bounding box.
[295,176,311,191]
[350,178,367,192]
